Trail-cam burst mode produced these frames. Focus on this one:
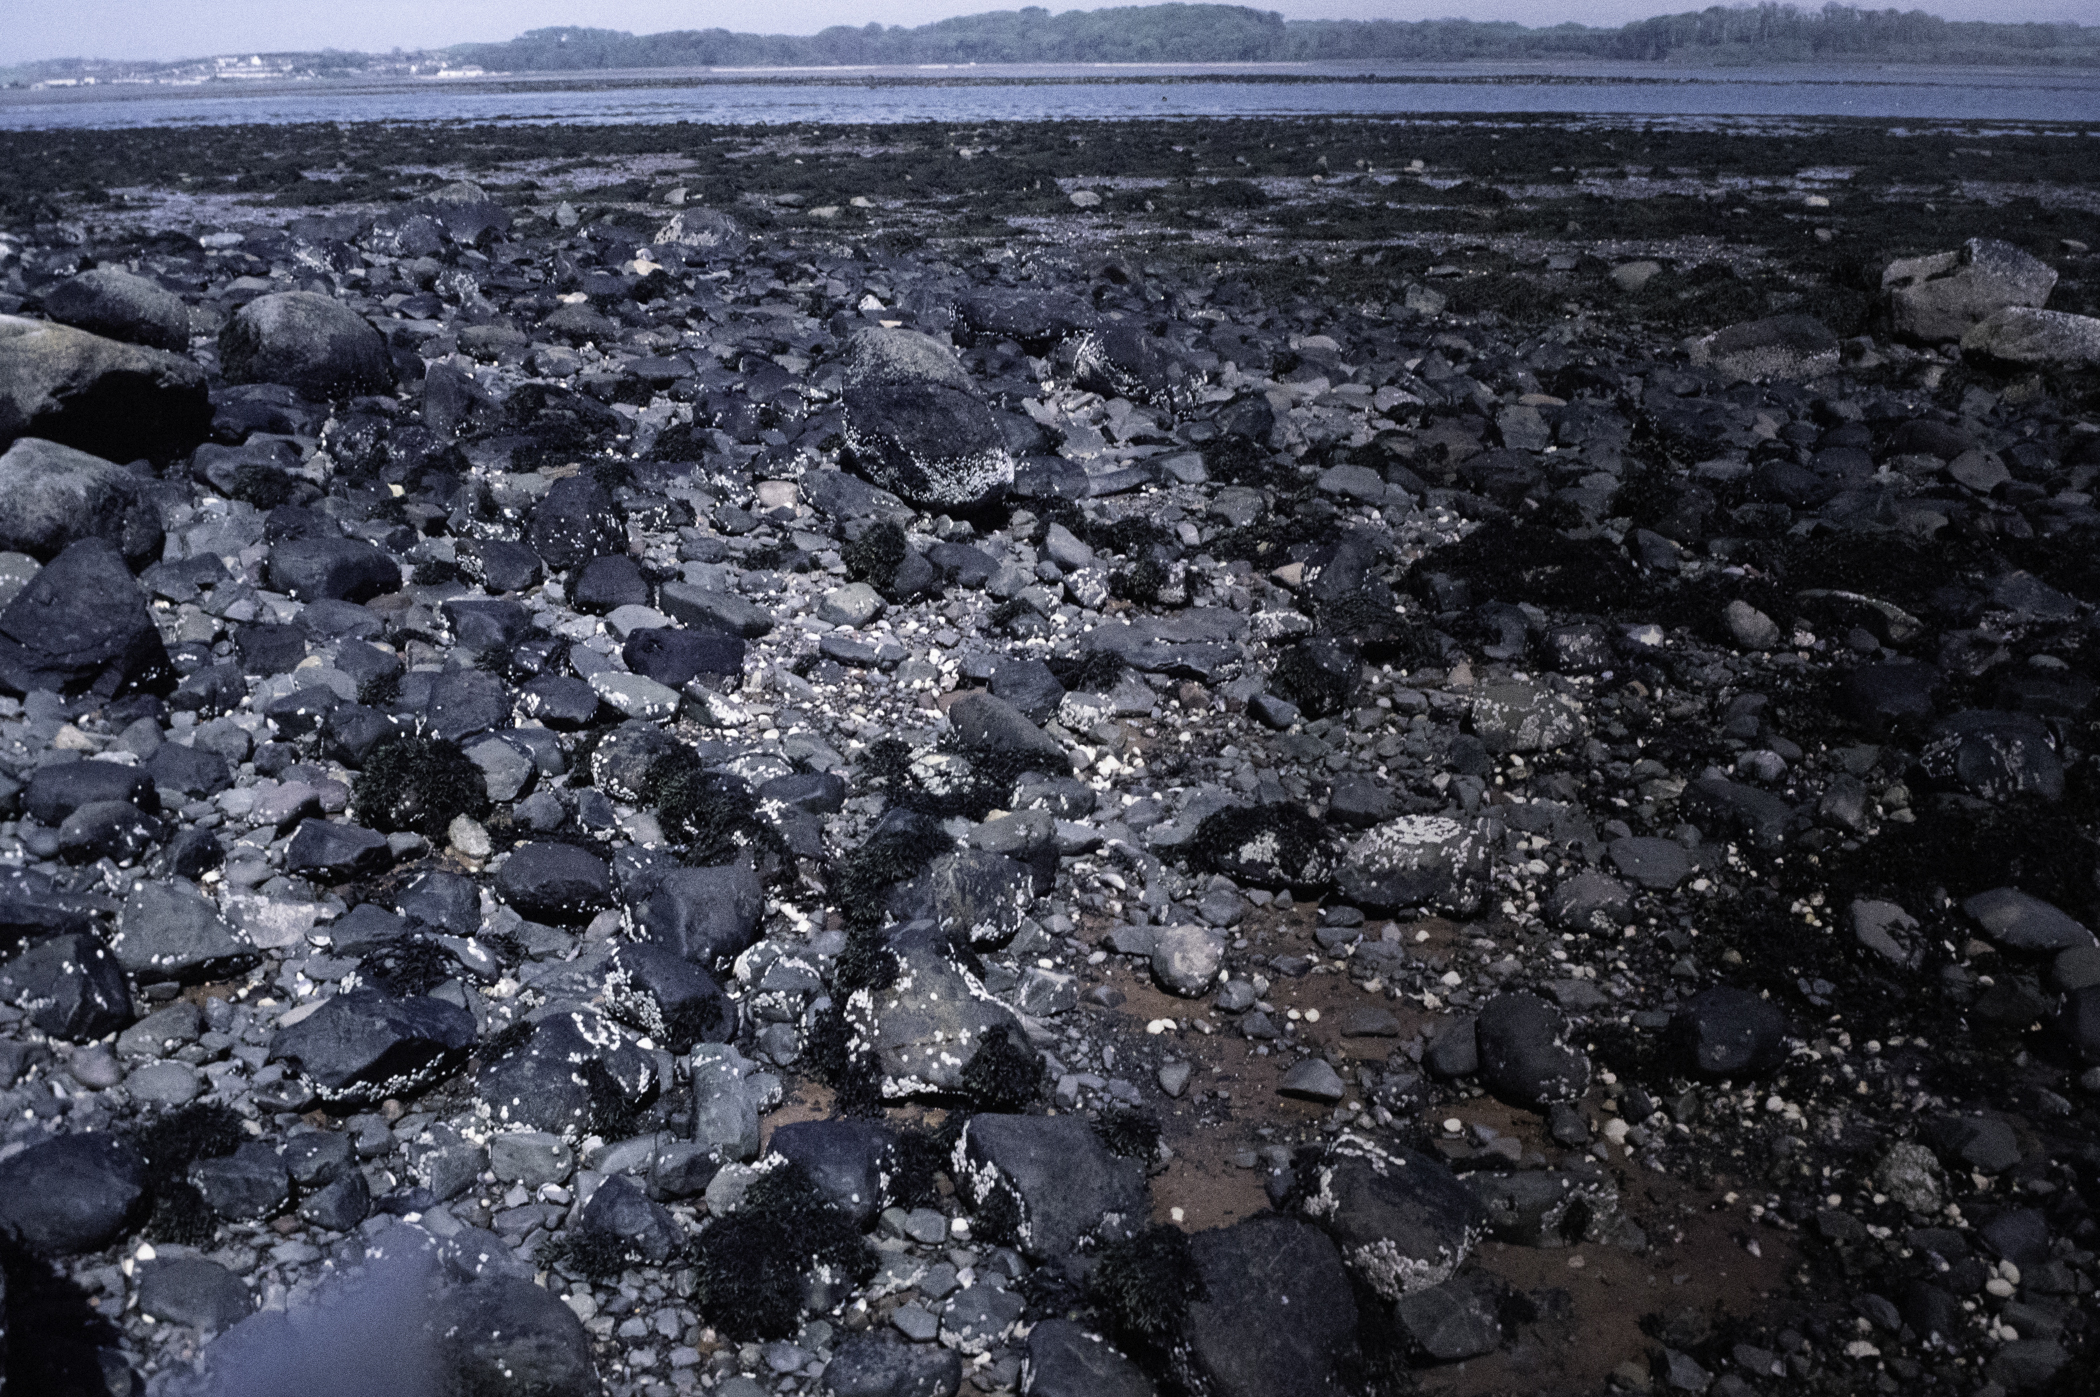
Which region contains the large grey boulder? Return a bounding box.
[0,314,210,462]
[1885,238,2058,343]
[840,328,1013,510]
[219,291,392,399]
[1961,306,2100,368]
[42,267,191,350]
[0,437,161,563]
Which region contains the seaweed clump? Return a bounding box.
[1045,649,1127,694]
[1267,637,1362,718]
[1090,1224,1207,1346]
[131,1102,246,1244]
[1186,803,1334,891]
[842,519,909,595]
[640,750,783,866]
[690,1162,877,1341]
[1093,1107,1161,1160]
[959,1023,1044,1113]
[353,938,456,997]
[351,732,490,842]
[538,1226,635,1284]
[1410,515,1645,615]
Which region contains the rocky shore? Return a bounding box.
[0,113,2096,1397]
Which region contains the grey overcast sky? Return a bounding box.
[11,0,2092,64]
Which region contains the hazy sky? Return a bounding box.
[11,0,2092,64]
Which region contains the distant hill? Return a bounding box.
[448,4,2100,70]
[8,2,2098,86]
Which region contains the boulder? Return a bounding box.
[267,988,478,1107]
[652,207,747,259]
[1691,314,1839,381]
[822,1333,962,1397]
[842,330,1013,511]
[1173,1216,1359,1397]
[1474,992,1590,1106]
[1961,306,2100,368]
[0,1133,147,1254]
[1675,987,1788,1078]
[840,920,1024,1098]
[112,879,256,982]
[528,475,625,571]
[266,536,402,604]
[765,1119,898,1227]
[475,1010,655,1143]
[0,536,171,696]
[1335,816,1492,916]
[0,313,211,462]
[1885,238,2058,344]
[954,1113,1147,1259]
[1297,1133,1486,1298]
[218,291,392,399]
[0,437,160,563]
[431,1275,599,1397]
[1024,1320,1154,1397]
[42,267,191,350]
[496,842,612,926]
[634,862,765,966]
[0,931,132,1041]
[136,1256,253,1332]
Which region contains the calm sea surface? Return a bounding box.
[2,62,2096,130]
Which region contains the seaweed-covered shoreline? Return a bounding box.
[0,112,2096,1397]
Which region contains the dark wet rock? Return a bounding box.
[0,437,160,563]
[624,626,745,687]
[1919,711,2063,802]
[0,1133,147,1254]
[285,818,391,880]
[42,267,191,351]
[1675,987,1788,1078]
[136,1257,253,1332]
[1963,888,2096,952]
[766,1119,897,1227]
[298,1171,372,1231]
[497,842,612,925]
[112,879,255,982]
[219,291,392,399]
[841,920,1023,1098]
[1297,1133,1485,1298]
[267,535,401,604]
[955,1113,1147,1259]
[570,553,649,613]
[1173,1215,1358,1397]
[475,1010,654,1142]
[927,849,1034,948]
[1680,776,1793,850]
[1607,836,1696,892]
[528,475,626,572]
[988,657,1065,725]
[1475,992,1590,1106]
[822,1332,963,1397]
[1885,238,2058,343]
[26,760,156,825]
[191,1140,291,1221]
[575,1173,683,1263]
[842,331,1014,510]
[635,862,764,966]
[0,314,211,462]
[1424,1017,1479,1078]
[1467,1167,1618,1247]
[0,931,132,1041]
[1548,870,1634,933]
[0,536,171,697]
[431,1274,598,1397]
[1023,1319,1154,1397]
[600,940,738,1050]
[1335,815,1492,916]
[1394,1279,1504,1362]
[267,988,477,1106]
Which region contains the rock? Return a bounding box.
[218,291,392,399]
[1297,1134,1485,1298]
[0,931,131,1041]
[431,1275,598,1397]
[658,581,774,638]
[822,1333,962,1397]
[1675,987,1788,1078]
[1152,924,1226,997]
[1723,599,1783,651]
[112,879,255,982]
[137,1257,253,1332]
[927,849,1033,948]
[946,690,1068,769]
[297,1171,371,1231]
[1335,816,1492,916]
[953,1113,1146,1259]
[842,922,1023,1098]
[1278,1056,1348,1103]
[1919,711,2063,802]
[1470,681,1586,754]
[623,627,744,687]
[1612,260,1663,292]
[1885,238,2058,343]
[477,1010,656,1144]
[285,819,391,880]
[1607,836,1695,892]
[635,862,765,966]
[1681,776,1793,850]
[1690,315,1839,381]
[1963,888,2096,952]
[1474,992,1589,1106]
[1023,1319,1154,1397]
[528,475,626,572]
[653,207,748,259]
[689,1042,772,1162]
[0,1134,147,1254]
[0,314,211,462]
[767,1119,897,1227]
[496,842,612,925]
[1988,1340,2069,1393]
[1961,306,2100,367]
[600,940,739,1050]
[820,581,886,628]
[0,536,171,697]
[25,760,155,827]
[842,353,1014,510]
[0,437,159,564]
[575,1173,683,1263]
[267,535,401,604]
[1467,1167,1618,1247]
[1175,1215,1359,1397]
[414,179,513,246]
[42,267,191,350]
[1394,1280,1503,1362]
[268,988,478,1106]
[1874,1141,1945,1214]
[190,1140,291,1221]
[489,1132,575,1189]
[1927,1115,2022,1175]
[1850,898,1925,968]
[1548,870,1634,933]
